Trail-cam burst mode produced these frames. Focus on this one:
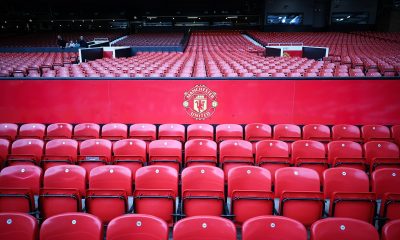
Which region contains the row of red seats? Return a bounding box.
[1,122,399,144]
[0,164,399,226]
[2,212,398,240]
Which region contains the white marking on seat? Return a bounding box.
[6,219,12,224]
[270,223,275,228]
[72,220,77,225]
[340,225,346,230]
[202,223,207,228]
[136,221,142,227]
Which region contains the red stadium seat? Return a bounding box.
[242,216,307,240]
[362,125,392,142]
[158,124,185,142]
[245,123,272,152]
[184,139,217,167]
[0,213,38,240]
[382,219,400,240]
[275,167,324,227]
[40,213,103,240]
[77,139,112,174]
[0,139,9,169]
[219,140,254,179]
[291,140,328,181]
[42,139,78,170]
[7,139,44,166]
[255,140,290,184]
[332,124,362,142]
[129,123,157,142]
[0,165,42,213]
[327,141,366,170]
[216,124,243,143]
[303,124,331,142]
[86,165,131,224]
[227,166,273,225]
[187,123,214,140]
[134,166,178,225]
[148,140,182,172]
[364,141,400,173]
[273,124,301,151]
[323,168,376,223]
[73,123,100,140]
[173,216,236,240]
[45,123,73,140]
[371,168,400,222]
[112,139,146,180]
[310,218,379,240]
[39,165,86,219]
[181,166,225,217]
[101,123,128,141]
[18,123,46,139]
[106,214,169,240]
[0,123,18,141]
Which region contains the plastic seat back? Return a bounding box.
[364,141,400,172]
[181,166,225,217]
[129,123,156,141]
[46,123,73,140]
[242,216,307,240]
[173,216,236,240]
[292,140,327,180]
[332,124,361,142]
[78,139,112,174]
[43,139,78,170]
[158,124,185,142]
[382,219,400,240]
[8,139,44,166]
[0,123,18,141]
[0,139,9,169]
[0,213,38,240]
[40,213,103,240]
[73,123,100,140]
[310,218,379,240]
[362,125,392,142]
[303,124,331,142]
[228,166,273,225]
[187,124,214,140]
[18,123,46,139]
[134,166,178,225]
[216,124,243,143]
[112,139,146,180]
[106,214,169,240]
[101,123,128,140]
[219,140,254,179]
[273,124,301,142]
[184,139,217,167]
[327,141,365,170]
[149,140,182,172]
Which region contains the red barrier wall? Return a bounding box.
[0,79,399,124]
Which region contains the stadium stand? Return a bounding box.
[112,33,184,46]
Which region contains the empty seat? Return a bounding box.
[129,123,157,142]
[39,165,86,219]
[148,140,182,172]
[101,123,128,140]
[0,213,38,240]
[0,139,9,169]
[332,124,362,142]
[173,216,236,240]
[86,165,131,224]
[371,168,400,222]
[184,139,217,167]
[187,123,214,140]
[382,219,400,240]
[327,141,366,170]
[0,165,42,213]
[106,214,169,240]
[245,123,272,152]
[362,125,392,142]
[45,123,73,140]
[42,139,78,170]
[364,141,400,173]
[219,140,254,179]
[40,212,103,240]
[323,168,376,223]
[216,124,243,143]
[255,140,290,184]
[134,166,178,225]
[242,216,307,240]
[303,124,331,142]
[7,139,44,166]
[275,167,324,227]
[392,125,400,147]
[181,166,225,217]
[228,166,273,225]
[112,139,146,180]
[273,124,301,142]
[291,140,328,181]
[78,139,112,174]
[18,123,46,139]
[310,218,379,240]
[158,124,185,142]
[0,123,18,141]
[73,123,100,140]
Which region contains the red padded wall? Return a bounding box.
[0,79,399,124]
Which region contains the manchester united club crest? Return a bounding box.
[183,84,218,120]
